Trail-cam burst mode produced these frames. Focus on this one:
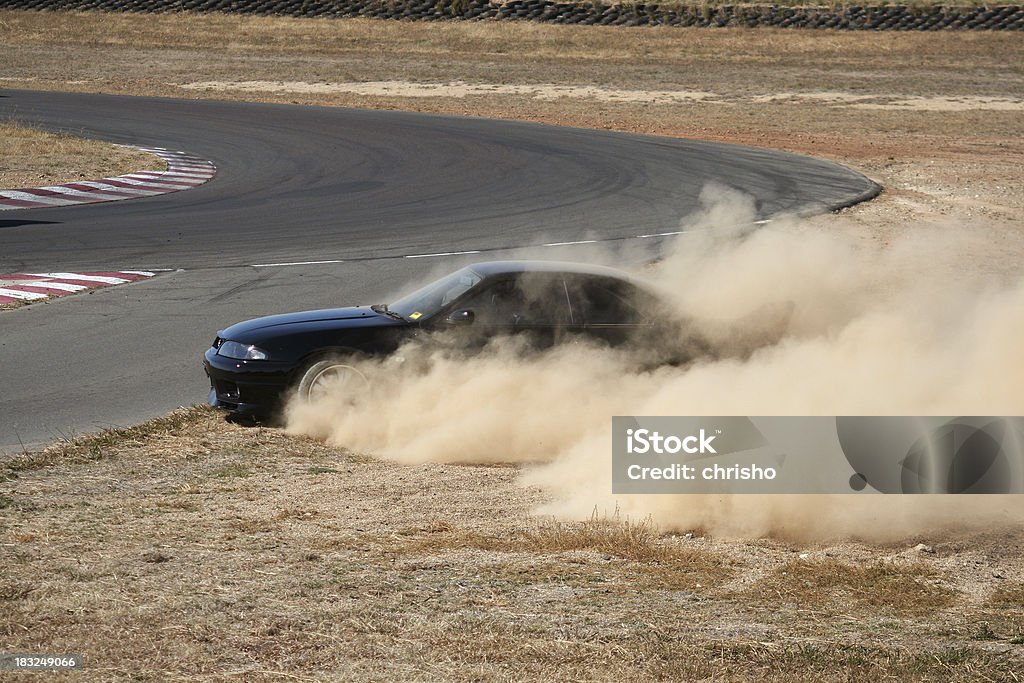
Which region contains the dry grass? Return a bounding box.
[398,514,733,590]
[987,582,1024,607]
[1,408,1023,680]
[0,120,164,189]
[2,10,1014,62]
[2,12,1020,110]
[742,558,958,616]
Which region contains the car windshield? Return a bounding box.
[388,267,484,321]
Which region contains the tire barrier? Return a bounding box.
[1,0,1021,30]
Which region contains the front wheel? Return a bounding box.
[294,359,369,404]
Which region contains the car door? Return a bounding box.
[564,275,656,346]
[445,272,573,348]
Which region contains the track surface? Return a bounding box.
[0,90,877,271]
[0,89,878,454]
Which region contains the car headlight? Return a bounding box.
[217,340,270,361]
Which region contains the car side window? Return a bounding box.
[568,277,649,325]
[458,274,570,326]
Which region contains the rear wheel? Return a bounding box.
[295,359,369,404]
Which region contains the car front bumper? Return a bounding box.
[203,347,294,416]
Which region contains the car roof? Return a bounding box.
[466,260,640,282]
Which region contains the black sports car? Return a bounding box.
[204,260,674,417]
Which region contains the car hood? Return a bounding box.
[219,306,401,339]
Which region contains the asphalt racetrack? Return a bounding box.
[0,89,880,453]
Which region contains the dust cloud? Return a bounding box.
[286,184,1024,540]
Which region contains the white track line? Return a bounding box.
[404,250,483,259]
[250,259,347,268]
[247,219,777,269]
[12,282,89,292]
[26,272,130,284]
[0,288,49,300]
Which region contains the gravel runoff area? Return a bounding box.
[0,10,1022,681]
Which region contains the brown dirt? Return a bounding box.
[1,9,1022,680]
[0,121,165,189]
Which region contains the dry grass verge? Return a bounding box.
[0,121,164,189]
[1,408,1022,680]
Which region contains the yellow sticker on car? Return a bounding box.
[409,312,422,320]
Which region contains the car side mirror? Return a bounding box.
[446,309,475,325]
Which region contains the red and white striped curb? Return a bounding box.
[0,147,216,210]
[0,271,157,306]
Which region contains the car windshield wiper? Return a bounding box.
[371,303,406,321]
